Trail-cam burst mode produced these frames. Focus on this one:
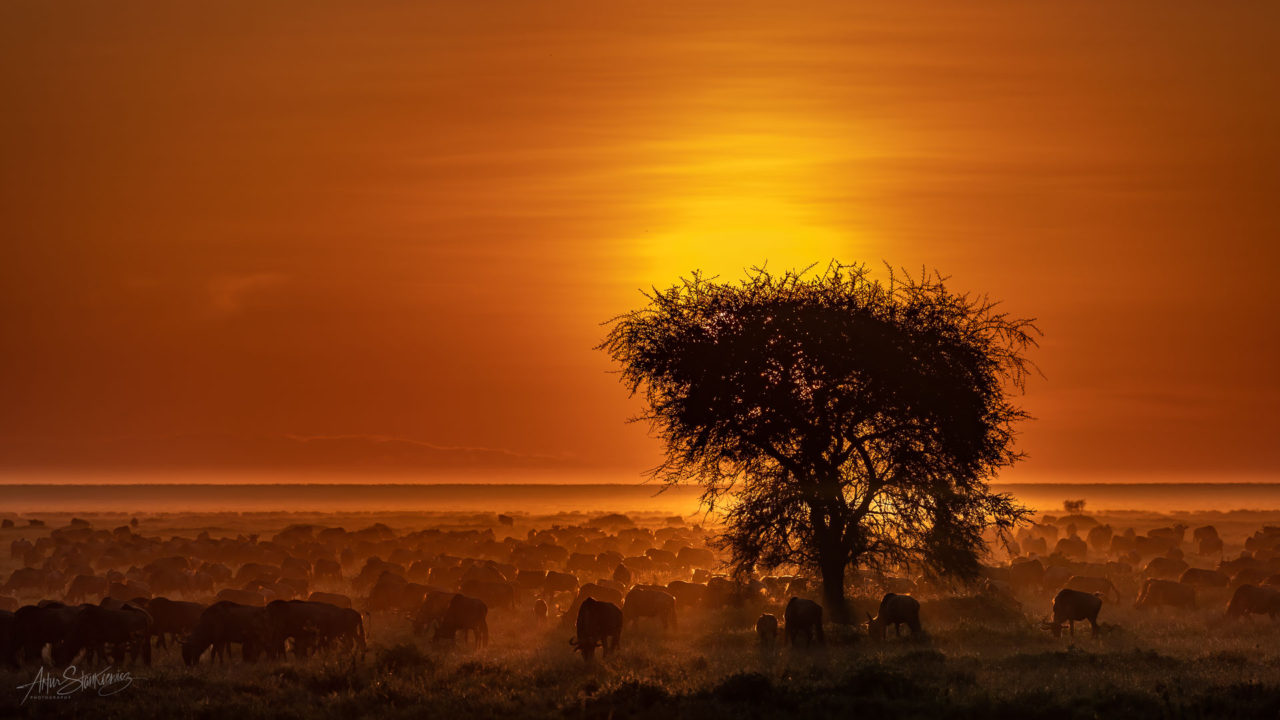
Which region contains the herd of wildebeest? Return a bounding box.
[2,510,1280,673]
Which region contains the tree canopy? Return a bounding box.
[599,262,1038,620]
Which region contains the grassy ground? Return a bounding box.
[5,600,1280,720]
[4,509,1280,719]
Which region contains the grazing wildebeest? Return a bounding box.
[1045,589,1102,637]
[622,587,677,630]
[783,596,824,647]
[756,613,778,648]
[564,584,625,626]
[569,597,622,662]
[412,590,458,636]
[146,597,205,649]
[1064,575,1121,603]
[1226,584,1280,619]
[307,592,353,609]
[12,602,81,665]
[534,598,548,623]
[1135,579,1196,610]
[1179,568,1228,589]
[434,594,488,648]
[867,593,922,640]
[327,608,366,657]
[65,574,110,604]
[266,599,363,657]
[1008,559,1045,594]
[182,601,271,665]
[55,604,152,666]
[1143,556,1188,580]
[665,580,708,612]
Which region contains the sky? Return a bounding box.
[1,1,1277,483]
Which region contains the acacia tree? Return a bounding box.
[599,263,1037,621]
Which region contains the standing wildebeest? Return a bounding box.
[1135,579,1196,610]
[867,593,922,640]
[569,597,622,662]
[1143,557,1189,581]
[307,592,353,609]
[1045,589,1102,637]
[756,613,778,648]
[147,597,205,649]
[1179,568,1228,589]
[182,601,271,665]
[12,602,81,665]
[1226,584,1280,619]
[266,600,360,658]
[435,594,488,648]
[623,587,677,630]
[327,608,367,657]
[55,604,152,666]
[783,597,824,647]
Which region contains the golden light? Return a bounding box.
[629,122,863,284]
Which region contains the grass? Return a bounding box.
[5,602,1280,720]
[4,507,1280,718]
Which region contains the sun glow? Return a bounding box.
[630,127,861,284]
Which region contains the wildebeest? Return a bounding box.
[412,590,457,636]
[565,584,624,626]
[665,580,708,611]
[545,571,579,595]
[1008,559,1045,593]
[867,593,922,640]
[65,574,110,604]
[12,602,81,665]
[434,594,488,648]
[1179,568,1228,589]
[147,597,205,649]
[622,587,677,630]
[55,603,152,666]
[1045,589,1102,637]
[1226,584,1280,619]
[534,598,548,623]
[783,596,824,647]
[216,588,266,606]
[307,591,353,609]
[1135,579,1196,610]
[1143,556,1189,580]
[756,613,778,648]
[569,597,622,662]
[182,601,271,665]
[1063,575,1121,603]
[265,599,364,657]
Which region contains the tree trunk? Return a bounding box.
[819,552,850,624]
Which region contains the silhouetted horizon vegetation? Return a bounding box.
[601,262,1039,620]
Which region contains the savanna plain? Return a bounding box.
[3,501,1280,720]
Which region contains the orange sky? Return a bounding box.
[1,2,1277,482]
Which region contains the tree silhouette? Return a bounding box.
[600,262,1037,621]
